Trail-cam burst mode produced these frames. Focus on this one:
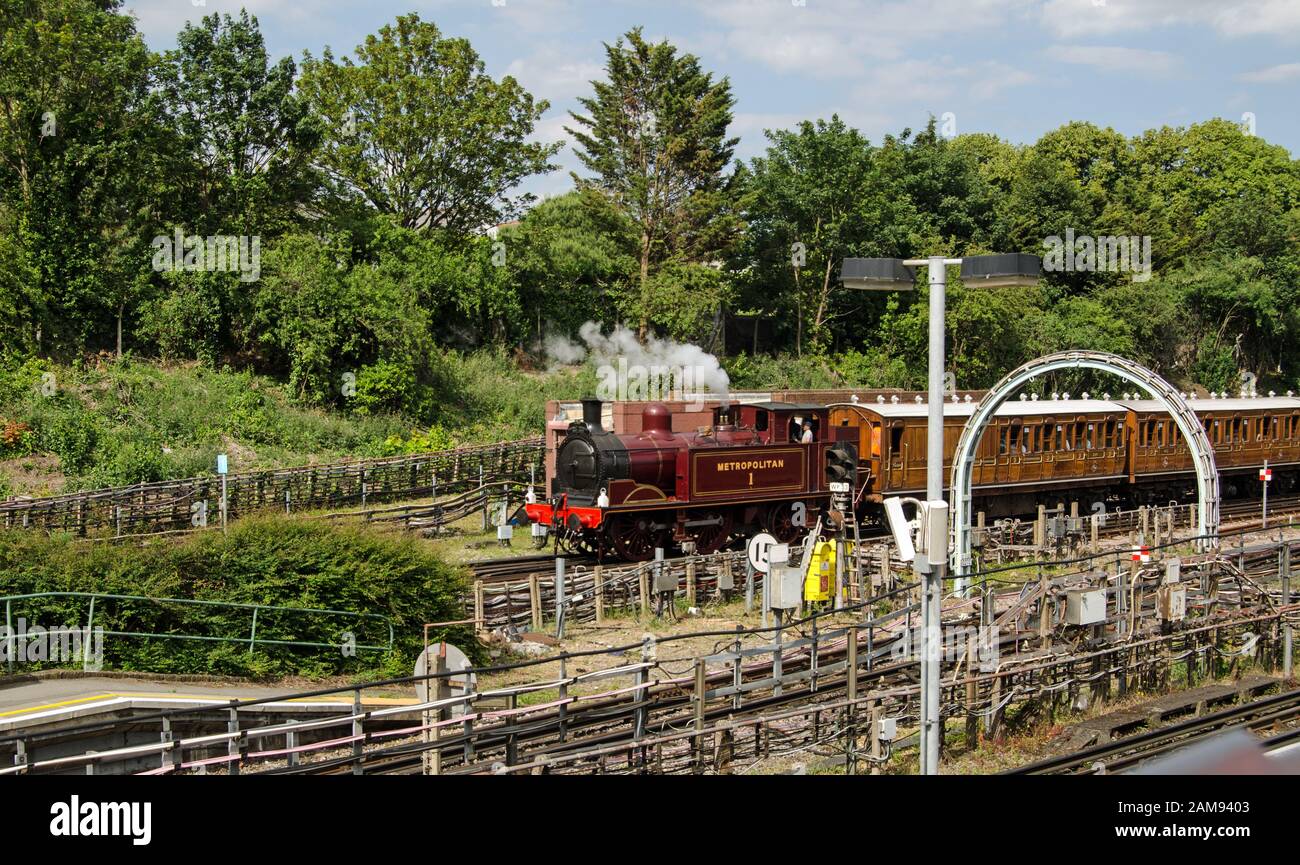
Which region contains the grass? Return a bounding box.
[0,352,589,497]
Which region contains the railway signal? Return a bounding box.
[1261,461,1271,528]
[1132,545,1150,563]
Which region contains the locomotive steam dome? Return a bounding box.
[642,402,672,435]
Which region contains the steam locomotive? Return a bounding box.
[524,399,860,560]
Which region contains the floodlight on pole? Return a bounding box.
[839,251,1040,777]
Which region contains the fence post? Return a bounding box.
[869,702,882,775]
[594,566,604,624]
[772,610,784,697]
[480,466,488,531]
[352,689,365,776]
[83,596,96,670]
[474,581,485,637]
[228,708,241,776]
[248,606,259,654]
[5,599,12,673]
[686,561,696,608]
[693,658,706,774]
[557,656,568,743]
[639,566,650,619]
[1038,567,1051,649]
[1284,543,1293,680]
[555,557,567,639]
[732,625,743,712]
[846,625,858,775]
[745,560,754,613]
[529,574,542,631]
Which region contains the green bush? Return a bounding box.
[38,408,101,475]
[354,359,421,417]
[0,516,474,678]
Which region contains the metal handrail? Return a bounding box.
[2,591,395,673]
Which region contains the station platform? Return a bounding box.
[0,674,418,734]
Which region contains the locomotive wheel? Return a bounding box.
[687,508,734,554]
[560,532,599,558]
[607,513,670,561]
[764,503,805,544]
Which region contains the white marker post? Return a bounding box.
[217,454,229,534]
[1261,461,1271,529]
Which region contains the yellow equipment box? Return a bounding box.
[804,540,837,602]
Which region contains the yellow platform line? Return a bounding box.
[2,691,419,719]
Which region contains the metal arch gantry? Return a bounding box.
[949,350,1221,587]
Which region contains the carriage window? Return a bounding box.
[890,425,904,455]
[998,426,1007,455]
[755,410,769,432]
[1010,424,1023,453]
[1212,419,1221,443]
[1057,424,1071,451]
[1156,420,1165,446]
[1085,423,1095,449]
[1256,417,1264,442]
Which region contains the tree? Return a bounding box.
[0,0,165,354]
[743,116,914,355]
[502,189,637,340]
[299,14,559,234]
[159,10,320,238]
[566,28,739,337]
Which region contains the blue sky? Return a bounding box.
[125,0,1300,200]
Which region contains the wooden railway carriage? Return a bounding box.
[1120,397,1300,494]
[829,395,1300,519]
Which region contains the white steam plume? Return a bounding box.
[545,322,731,405]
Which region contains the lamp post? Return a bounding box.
[842,252,1039,775]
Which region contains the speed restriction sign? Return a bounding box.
[747,533,777,572]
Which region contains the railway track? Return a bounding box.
[1006,686,1300,775]
[466,554,587,583]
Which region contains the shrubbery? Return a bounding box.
[0,516,473,678]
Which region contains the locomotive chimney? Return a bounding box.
[581,397,604,433]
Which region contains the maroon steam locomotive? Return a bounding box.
[524,399,860,560]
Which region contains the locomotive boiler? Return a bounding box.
[525,399,861,560]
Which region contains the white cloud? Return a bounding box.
[1238,62,1300,83]
[697,0,1036,80]
[505,49,604,104]
[1040,0,1300,40]
[850,58,1035,110]
[1048,44,1178,75]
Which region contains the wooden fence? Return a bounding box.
[0,438,544,539]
